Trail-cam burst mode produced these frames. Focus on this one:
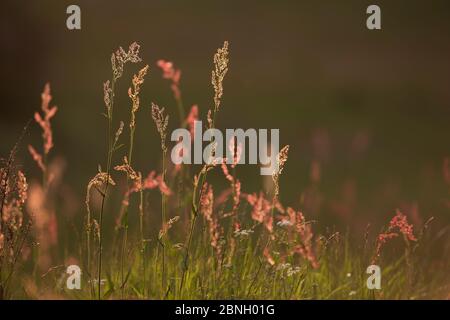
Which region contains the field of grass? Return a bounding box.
[0,41,449,300]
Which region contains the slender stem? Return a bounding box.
[120,225,128,298]
[120,126,135,298]
[139,188,146,298]
[179,214,197,294]
[128,127,135,164]
[161,150,167,292]
[98,78,116,300]
[180,108,219,294]
[86,216,93,298]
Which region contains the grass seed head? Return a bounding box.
[129,65,149,130]
[212,41,229,112]
[272,145,290,198]
[112,42,142,81]
[151,103,169,153]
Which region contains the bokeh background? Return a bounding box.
[1,0,450,236]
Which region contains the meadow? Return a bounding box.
[0,41,449,300]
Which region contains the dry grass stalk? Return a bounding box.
[212,41,229,113]
[95,42,142,299]
[129,65,149,131]
[272,145,289,199]
[151,103,169,153]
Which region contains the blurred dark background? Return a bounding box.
[1,0,450,232]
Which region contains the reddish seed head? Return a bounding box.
[157,59,181,100]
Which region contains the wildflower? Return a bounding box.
[38,83,57,154]
[29,83,57,172]
[234,228,254,238]
[372,210,416,263]
[273,198,285,214]
[389,209,417,241]
[157,59,181,100]
[277,263,291,271]
[292,224,320,269]
[246,192,273,233]
[287,266,302,277]
[263,246,275,266]
[278,207,303,231]
[212,41,229,112]
[142,171,172,196]
[277,219,293,227]
[372,233,397,263]
[272,145,289,198]
[28,145,45,173]
[200,183,222,258]
[186,105,198,138]
[279,208,319,269]
[151,103,169,153]
[232,180,241,213]
[220,162,241,216]
[221,163,233,182]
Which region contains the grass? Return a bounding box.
[0,41,449,300]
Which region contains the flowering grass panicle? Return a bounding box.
[220,160,241,216]
[85,171,116,221]
[103,80,113,117]
[129,65,149,130]
[112,42,142,81]
[1,170,28,234]
[114,157,143,206]
[27,146,45,173]
[275,207,318,269]
[200,183,222,259]
[246,192,273,233]
[114,156,140,182]
[372,210,417,264]
[151,103,169,153]
[159,215,180,240]
[114,121,125,145]
[36,83,57,155]
[389,209,417,241]
[28,83,57,173]
[292,224,319,269]
[272,145,289,199]
[212,41,229,112]
[207,109,213,129]
[4,39,447,300]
